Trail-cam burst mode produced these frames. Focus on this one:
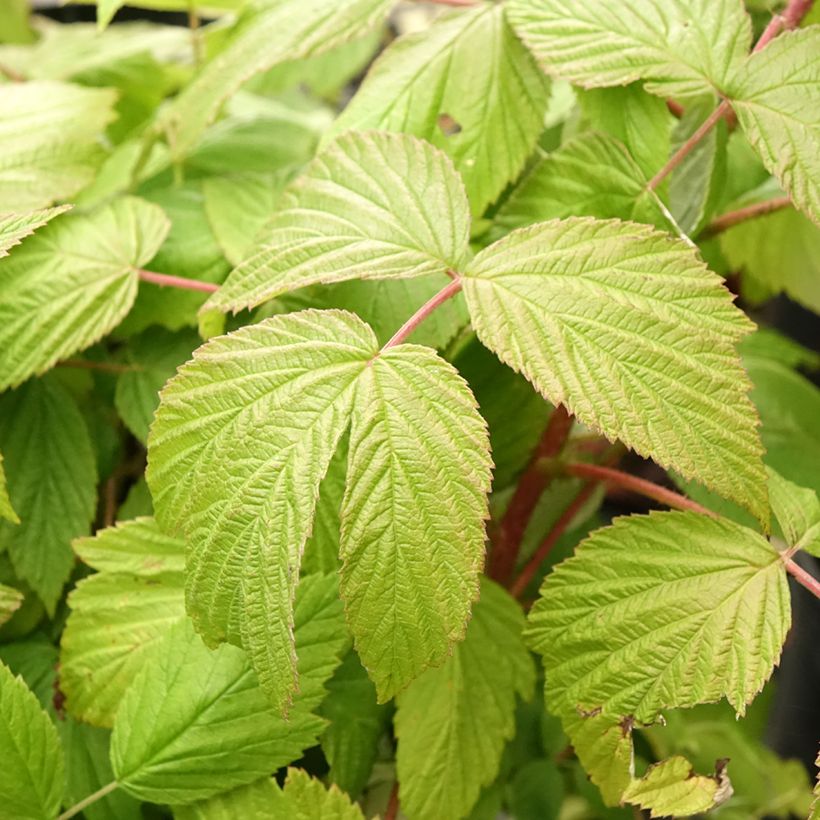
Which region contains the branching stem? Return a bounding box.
[700,196,792,238]
[58,782,119,820]
[138,269,219,294]
[382,276,462,349]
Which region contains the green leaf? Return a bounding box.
[729,27,820,225]
[327,3,549,215]
[813,749,820,820]
[395,580,534,820]
[0,582,22,627]
[0,637,58,713]
[207,132,470,315]
[721,204,820,314]
[115,328,199,443]
[767,469,820,556]
[0,377,97,612]
[0,661,64,820]
[491,133,675,241]
[274,768,366,820]
[111,573,348,804]
[0,206,70,258]
[340,344,492,700]
[0,452,18,524]
[320,651,388,797]
[622,757,732,818]
[463,217,768,522]
[174,778,280,820]
[739,327,820,371]
[0,196,170,390]
[160,0,390,158]
[0,80,116,210]
[302,439,347,575]
[527,512,789,724]
[147,310,376,711]
[507,759,564,820]
[507,0,752,99]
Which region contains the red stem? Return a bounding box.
[784,557,820,599]
[138,269,219,294]
[382,277,462,349]
[700,196,792,238]
[563,462,716,517]
[753,0,814,52]
[489,406,573,584]
[385,782,400,820]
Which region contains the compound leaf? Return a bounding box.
[340,344,492,700]
[327,3,549,215]
[463,217,768,522]
[207,132,470,315]
[507,0,752,99]
[147,310,376,712]
[395,580,534,820]
[0,196,170,390]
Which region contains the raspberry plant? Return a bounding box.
[0,0,819,818]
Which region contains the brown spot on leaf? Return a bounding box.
[437,113,462,136]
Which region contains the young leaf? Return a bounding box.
[0,452,18,524]
[0,206,70,258]
[507,0,752,99]
[395,580,534,820]
[622,756,732,818]
[491,132,675,240]
[0,197,170,390]
[729,28,820,225]
[0,661,64,820]
[340,345,492,700]
[463,217,768,521]
[767,469,820,556]
[147,311,376,711]
[0,81,116,210]
[0,377,97,612]
[207,132,470,315]
[111,573,348,804]
[327,3,549,215]
[274,768,366,820]
[0,582,23,627]
[160,0,390,158]
[174,778,281,820]
[527,512,790,724]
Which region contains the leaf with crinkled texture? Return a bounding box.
[395,580,534,820]
[206,132,470,315]
[527,511,789,725]
[767,469,820,557]
[147,311,375,712]
[174,778,280,820]
[340,344,492,701]
[464,217,767,522]
[0,81,116,210]
[0,452,18,524]
[622,756,731,818]
[0,206,69,258]
[729,28,820,225]
[507,0,751,99]
[0,196,170,390]
[0,583,22,627]
[112,574,348,805]
[491,133,675,241]
[160,0,390,157]
[0,661,64,820]
[275,768,365,820]
[0,377,97,612]
[115,328,199,443]
[73,516,185,576]
[327,3,549,216]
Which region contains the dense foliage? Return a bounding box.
[0,0,819,818]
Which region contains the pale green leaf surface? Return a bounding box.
[507,0,752,99]
[0,662,64,820]
[160,0,390,157]
[174,778,280,820]
[327,3,549,215]
[0,453,18,524]
[0,80,116,210]
[275,768,365,820]
[0,206,69,258]
[729,28,820,225]
[147,311,376,711]
[463,218,768,521]
[0,638,57,713]
[527,512,790,722]
[739,327,820,371]
[0,196,170,390]
[61,569,185,727]
[395,580,534,820]
[0,378,97,612]
[491,133,675,241]
[767,469,820,556]
[340,344,492,700]
[0,583,23,627]
[111,573,348,804]
[115,328,199,443]
[302,439,347,575]
[73,516,185,576]
[207,132,470,315]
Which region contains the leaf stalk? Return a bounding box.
[57,781,119,820]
